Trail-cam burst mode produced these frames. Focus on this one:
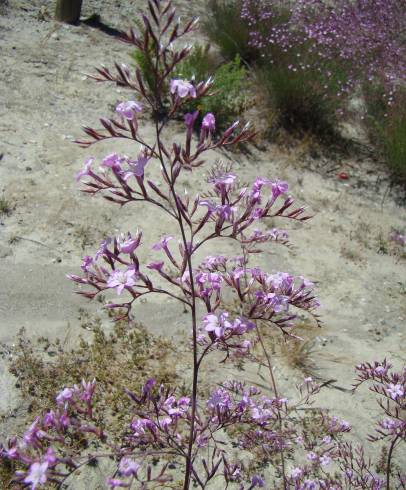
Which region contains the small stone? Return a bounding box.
[0,244,12,258]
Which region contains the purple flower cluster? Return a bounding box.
[241,0,406,101]
[1,380,101,489]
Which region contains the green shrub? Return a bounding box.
[365,86,406,181]
[175,48,248,129]
[202,0,259,63]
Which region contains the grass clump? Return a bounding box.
[203,0,344,142]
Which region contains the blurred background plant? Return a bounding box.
[202,0,406,180]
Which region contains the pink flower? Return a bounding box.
[23,419,41,446]
[202,112,216,132]
[119,458,140,477]
[107,478,129,488]
[184,111,199,128]
[131,418,153,438]
[152,235,173,251]
[81,256,93,272]
[44,448,57,465]
[75,157,94,182]
[24,461,48,489]
[203,312,230,338]
[102,153,123,169]
[107,268,138,295]
[170,79,197,98]
[307,451,318,461]
[117,231,142,254]
[320,454,331,466]
[116,100,142,120]
[374,365,387,376]
[56,387,73,405]
[210,173,236,192]
[147,260,164,271]
[123,154,150,179]
[251,475,265,487]
[387,383,404,400]
[290,467,303,479]
[271,179,289,199]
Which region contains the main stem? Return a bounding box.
[153,118,198,490]
[182,251,199,490]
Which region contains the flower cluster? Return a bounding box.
[354,361,406,441]
[1,380,101,490]
[389,230,406,247]
[241,0,406,101]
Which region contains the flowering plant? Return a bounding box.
[1,1,405,489]
[241,0,405,101]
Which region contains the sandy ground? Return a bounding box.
[0,0,405,486]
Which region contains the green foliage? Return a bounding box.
[176,48,248,128]
[365,86,406,182]
[203,1,343,140]
[202,0,258,63]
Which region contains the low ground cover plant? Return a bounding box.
[1,1,405,489]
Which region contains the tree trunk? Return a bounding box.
[55,0,83,24]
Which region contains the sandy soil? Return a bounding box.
[0,0,405,486]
